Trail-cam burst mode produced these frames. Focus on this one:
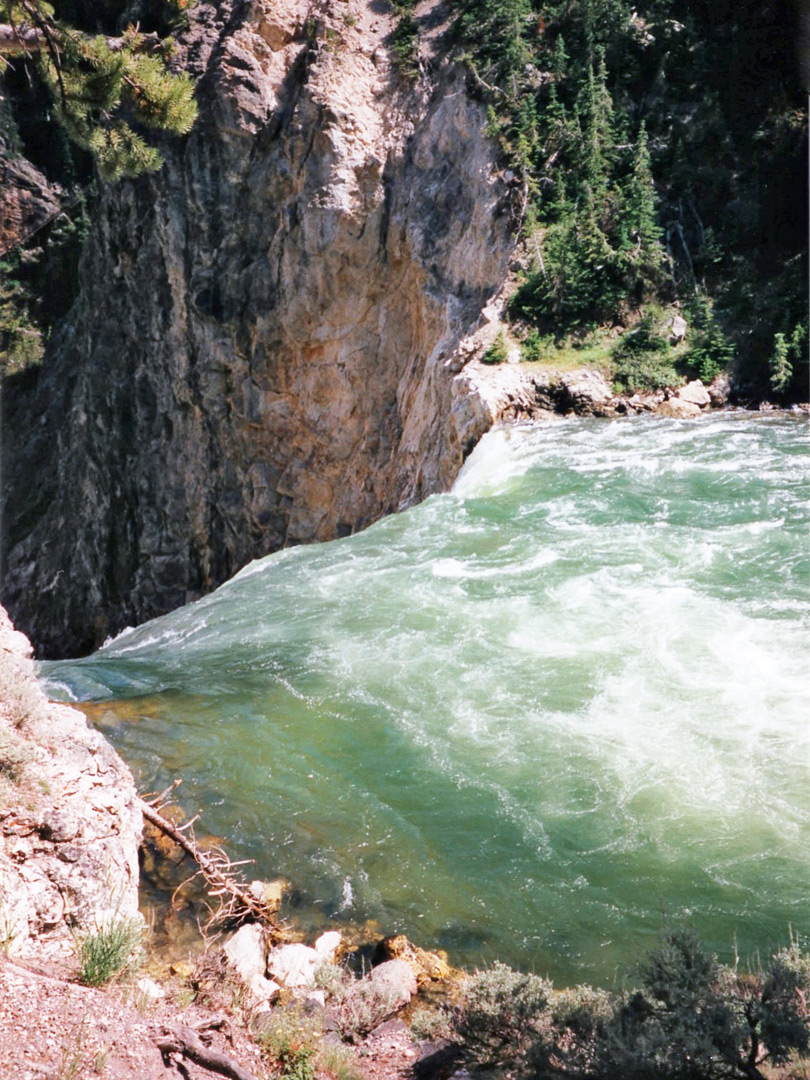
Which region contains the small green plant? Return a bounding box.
[257,1005,320,1080]
[76,918,143,987]
[317,1041,365,1080]
[520,328,556,363]
[481,329,510,365]
[92,1046,110,1074]
[313,958,350,995]
[0,726,34,783]
[55,1016,87,1080]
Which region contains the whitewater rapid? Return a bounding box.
[41,413,809,982]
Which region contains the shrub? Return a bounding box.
[450,931,810,1080]
[609,315,682,392]
[332,978,405,1042]
[481,329,509,365]
[390,12,419,78]
[410,1004,456,1042]
[457,960,551,1068]
[317,1042,364,1080]
[521,328,555,363]
[76,918,143,986]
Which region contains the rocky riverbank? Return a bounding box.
[0,605,464,1078]
[0,605,141,964]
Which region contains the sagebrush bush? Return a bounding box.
[457,961,552,1067]
[332,978,405,1042]
[0,727,34,782]
[451,931,810,1080]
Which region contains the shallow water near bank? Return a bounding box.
[41,414,809,985]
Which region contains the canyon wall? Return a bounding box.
[1,0,515,657]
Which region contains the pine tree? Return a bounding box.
[620,120,666,298]
[0,0,197,180]
[579,51,615,200]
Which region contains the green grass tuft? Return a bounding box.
[77,918,143,987]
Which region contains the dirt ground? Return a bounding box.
[0,955,454,1080]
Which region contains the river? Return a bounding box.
[40,413,809,986]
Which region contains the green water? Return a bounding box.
[41,414,809,985]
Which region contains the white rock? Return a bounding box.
[306,989,326,1008]
[669,314,687,343]
[314,931,342,963]
[224,923,266,982]
[657,398,701,418]
[136,977,165,1004]
[248,973,282,1004]
[266,942,320,989]
[676,379,711,407]
[368,959,417,1003]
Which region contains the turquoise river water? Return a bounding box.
[41,413,809,986]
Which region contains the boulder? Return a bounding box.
[657,398,701,418]
[708,374,731,407]
[224,923,266,982]
[558,370,616,416]
[668,314,687,344]
[136,977,166,1006]
[266,942,321,989]
[248,973,282,1004]
[376,934,451,985]
[676,379,711,407]
[249,878,288,912]
[314,931,342,963]
[368,959,418,1004]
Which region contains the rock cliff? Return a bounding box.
[0,605,142,963]
[2,0,517,657]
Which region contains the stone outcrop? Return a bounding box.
[0,94,63,257]
[0,605,142,963]
[1,0,516,657]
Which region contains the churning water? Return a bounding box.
[41,414,809,985]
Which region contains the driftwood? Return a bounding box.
[155,1026,260,1080]
[138,786,281,933]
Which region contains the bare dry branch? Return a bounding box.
[138,797,281,933]
[155,1026,259,1080]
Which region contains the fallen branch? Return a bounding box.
[138,796,280,933]
[155,1026,259,1080]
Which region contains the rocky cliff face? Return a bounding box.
[1,0,516,657]
[0,605,142,962]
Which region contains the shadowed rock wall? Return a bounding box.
[1,0,514,656]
